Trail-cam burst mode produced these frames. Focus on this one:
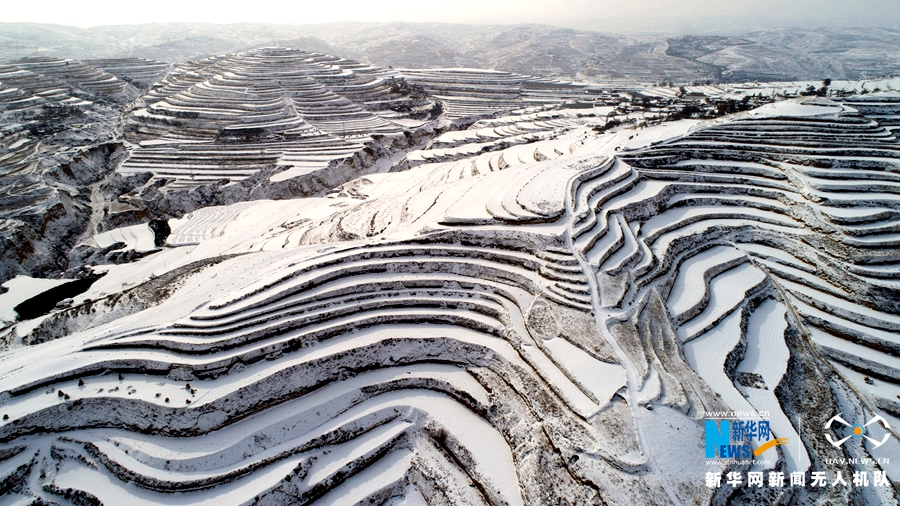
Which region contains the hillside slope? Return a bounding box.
[1,97,898,504]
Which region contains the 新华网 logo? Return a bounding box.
[706,419,787,459]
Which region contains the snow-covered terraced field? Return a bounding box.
[119,47,423,190]
[613,98,900,488]
[86,58,171,87]
[2,94,900,504]
[9,57,130,97]
[0,57,136,121]
[400,68,592,120]
[119,50,603,192]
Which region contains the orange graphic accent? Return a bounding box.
[753,438,789,457]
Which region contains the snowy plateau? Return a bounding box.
[0,40,899,506]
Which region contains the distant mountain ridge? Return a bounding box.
[1,22,899,84]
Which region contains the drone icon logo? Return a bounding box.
[824,413,892,448]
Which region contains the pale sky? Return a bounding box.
[2,0,897,30]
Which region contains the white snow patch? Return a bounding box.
[0,276,72,323]
[93,223,158,252]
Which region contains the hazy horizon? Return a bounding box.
[3,0,899,33]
